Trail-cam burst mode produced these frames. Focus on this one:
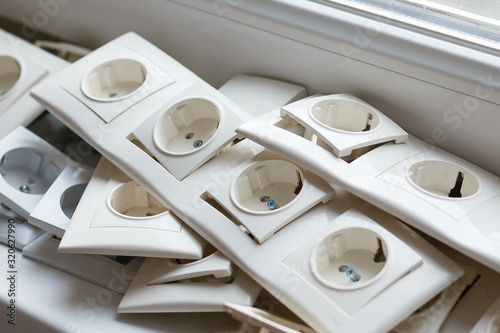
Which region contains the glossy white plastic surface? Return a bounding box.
[225,303,315,333]
[0,29,67,139]
[23,233,142,294]
[0,212,44,250]
[28,166,92,238]
[392,263,477,333]
[53,36,175,123]
[237,99,500,273]
[118,255,260,313]
[0,126,67,219]
[148,248,233,285]
[58,158,205,258]
[471,294,500,333]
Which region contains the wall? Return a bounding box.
[1,0,499,175]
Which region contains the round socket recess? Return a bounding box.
[0,148,62,195]
[0,55,22,98]
[231,159,304,214]
[154,98,220,155]
[60,183,87,219]
[310,98,380,133]
[81,59,147,101]
[108,181,168,219]
[408,160,480,199]
[311,228,388,290]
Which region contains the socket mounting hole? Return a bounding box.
[311,228,387,289]
[82,59,147,101]
[408,160,479,199]
[231,159,303,214]
[310,98,380,132]
[154,98,220,155]
[60,183,87,219]
[108,181,168,219]
[0,148,62,195]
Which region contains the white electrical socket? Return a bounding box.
[28,166,92,238]
[470,294,500,333]
[391,263,477,333]
[196,147,334,243]
[224,303,315,333]
[28,39,461,331]
[0,126,68,219]
[22,233,142,294]
[280,94,408,158]
[67,127,462,332]
[0,29,67,139]
[118,252,261,313]
[237,96,500,273]
[131,80,247,180]
[58,157,205,258]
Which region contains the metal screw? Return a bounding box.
[193,140,203,148]
[19,185,30,193]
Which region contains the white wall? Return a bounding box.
[1,0,499,175]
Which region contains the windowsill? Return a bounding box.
[172,0,500,106]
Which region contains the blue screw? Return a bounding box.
[345,267,360,282]
[267,199,279,210]
[193,140,203,148]
[19,185,30,193]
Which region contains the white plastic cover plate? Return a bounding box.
[202,148,334,243]
[22,233,142,294]
[470,293,500,333]
[58,157,205,258]
[132,81,246,180]
[0,213,44,250]
[0,126,67,219]
[281,94,408,158]
[28,166,92,238]
[118,255,261,313]
[56,36,175,123]
[218,75,307,118]
[224,302,315,333]
[0,28,67,139]
[237,101,500,273]
[148,247,233,284]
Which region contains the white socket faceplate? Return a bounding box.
[28,166,92,238]
[392,263,477,333]
[0,213,44,250]
[224,303,315,333]
[56,39,175,124]
[0,29,67,139]
[132,81,246,180]
[0,126,68,219]
[280,94,408,158]
[236,100,500,273]
[118,256,261,313]
[22,233,143,294]
[58,158,205,258]
[202,149,334,244]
